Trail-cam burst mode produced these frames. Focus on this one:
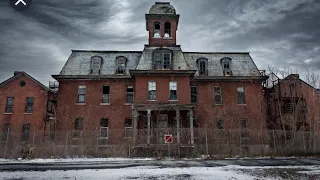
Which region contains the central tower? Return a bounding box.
[146,2,180,46]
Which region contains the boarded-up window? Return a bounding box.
[214,86,222,105]
[190,86,197,104]
[237,87,246,104]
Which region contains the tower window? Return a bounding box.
[153,49,172,69]
[116,56,127,74]
[164,22,171,37]
[197,58,208,75]
[154,22,161,38]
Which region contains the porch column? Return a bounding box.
[132,109,139,145]
[176,109,180,144]
[189,109,194,145]
[147,109,151,145]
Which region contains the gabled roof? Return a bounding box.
[0,71,51,92]
[281,74,319,91]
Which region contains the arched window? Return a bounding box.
[73,117,84,138]
[154,22,161,37]
[153,48,172,69]
[164,22,171,37]
[220,57,232,76]
[197,58,208,75]
[116,56,127,74]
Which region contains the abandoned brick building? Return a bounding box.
[51,2,268,153]
[0,71,56,144]
[264,73,320,132]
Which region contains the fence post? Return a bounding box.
[205,125,208,157]
[272,130,276,154]
[4,127,10,158]
[65,132,68,157]
[32,130,36,147]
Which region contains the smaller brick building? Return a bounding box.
[0,71,55,143]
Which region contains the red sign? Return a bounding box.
[165,135,173,143]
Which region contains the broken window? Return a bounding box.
[126,86,134,104]
[116,56,127,74]
[21,123,30,141]
[77,85,86,103]
[221,57,232,76]
[214,86,222,105]
[125,118,132,138]
[216,119,224,129]
[237,87,246,104]
[5,97,14,113]
[197,58,208,75]
[169,81,177,100]
[100,118,108,138]
[2,123,10,141]
[25,97,34,113]
[73,117,83,138]
[91,56,102,74]
[164,22,171,37]
[148,81,156,100]
[190,86,197,104]
[154,22,161,37]
[102,85,110,103]
[153,49,172,69]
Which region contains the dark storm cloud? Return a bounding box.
[0,0,319,86]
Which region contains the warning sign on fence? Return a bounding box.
[165,134,173,143]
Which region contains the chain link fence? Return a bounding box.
[1,128,319,159]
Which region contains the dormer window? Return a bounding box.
[116,56,127,74]
[164,22,171,37]
[154,22,161,38]
[91,56,103,74]
[197,58,208,75]
[220,57,232,76]
[153,49,172,69]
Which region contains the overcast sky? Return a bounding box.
[0,0,319,86]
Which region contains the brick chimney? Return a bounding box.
[14,71,22,76]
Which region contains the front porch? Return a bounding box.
[131,104,196,149]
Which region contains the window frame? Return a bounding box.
[102,85,110,104]
[21,123,31,141]
[214,86,222,105]
[116,56,127,74]
[25,97,34,113]
[237,86,246,105]
[91,56,103,74]
[190,86,197,104]
[77,85,86,103]
[197,58,208,75]
[126,86,134,104]
[100,118,109,138]
[153,22,161,38]
[125,118,132,138]
[5,97,14,113]
[169,81,178,100]
[221,57,232,76]
[73,117,84,138]
[216,119,224,129]
[148,81,157,100]
[153,49,172,70]
[164,22,171,37]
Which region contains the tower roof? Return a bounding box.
[149,2,176,15]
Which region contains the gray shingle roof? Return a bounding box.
[59,50,142,76]
[58,49,262,78]
[184,52,262,76]
[149,2,176,15]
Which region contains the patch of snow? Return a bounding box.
[0,166,261,180]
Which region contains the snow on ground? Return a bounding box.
[0,166,263,180]
[0,157,154,164]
